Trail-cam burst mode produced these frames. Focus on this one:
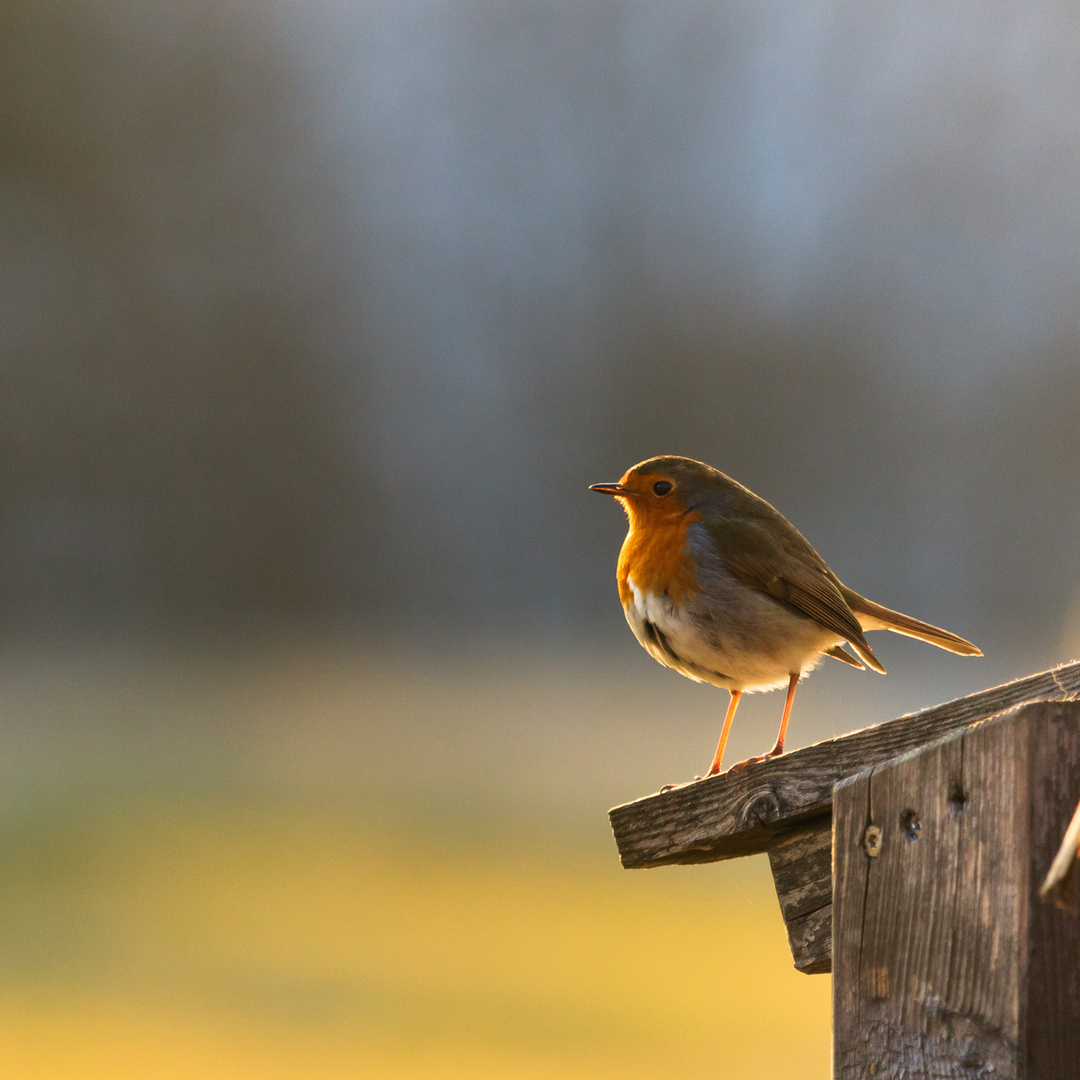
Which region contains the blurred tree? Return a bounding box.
[2,0,1079,660]
[0,0,369,634]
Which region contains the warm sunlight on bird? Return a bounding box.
[591,456,981,777]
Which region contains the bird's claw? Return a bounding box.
[726,754,767,774]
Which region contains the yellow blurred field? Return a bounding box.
[0,794,830,1079]
[0,640,844,1076]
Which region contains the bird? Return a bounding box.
[590,455,981,778]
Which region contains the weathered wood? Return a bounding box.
[1025,705,1080,1078]
[609,660,1080,869]
[832,700,1080,1079]
[785,905,831,977]
[766,816,832,974]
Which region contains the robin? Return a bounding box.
[591,455,981,777]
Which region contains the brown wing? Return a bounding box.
[704,512,886,673]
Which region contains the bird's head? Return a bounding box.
[590,455,729,525]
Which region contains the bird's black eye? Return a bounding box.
[652,480,673,496]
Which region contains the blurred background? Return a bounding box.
[3,0,1080,1075]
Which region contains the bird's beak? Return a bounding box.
[589,482,630,496]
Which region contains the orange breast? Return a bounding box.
[616,510,701,607]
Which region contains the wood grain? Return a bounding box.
[784,905,831,977]
[1025,702,1080,1077]
[609,661,1080,869]
[766,816,832,974]
[832,700,1080,1079]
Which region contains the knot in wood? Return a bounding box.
[738,787,781,830]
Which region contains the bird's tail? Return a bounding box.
[844,592,982,656]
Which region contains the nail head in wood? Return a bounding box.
[863,824,882,857]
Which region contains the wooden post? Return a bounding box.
[832,700,1080,1078]
[610,662,1080,870]
[609,661,1080,975]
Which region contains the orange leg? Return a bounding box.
[706,690,742,776]
[767,672,800,758]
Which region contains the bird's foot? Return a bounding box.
[726,754,767,774]
[726,745,785,774]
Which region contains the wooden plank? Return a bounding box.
[1025,703,1080,1077]
[784,906,831,977]
[766,816,832,974]
[609,660,1080,869]
[832,700,1080,1079]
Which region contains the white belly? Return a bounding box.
[622,575,841,693]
